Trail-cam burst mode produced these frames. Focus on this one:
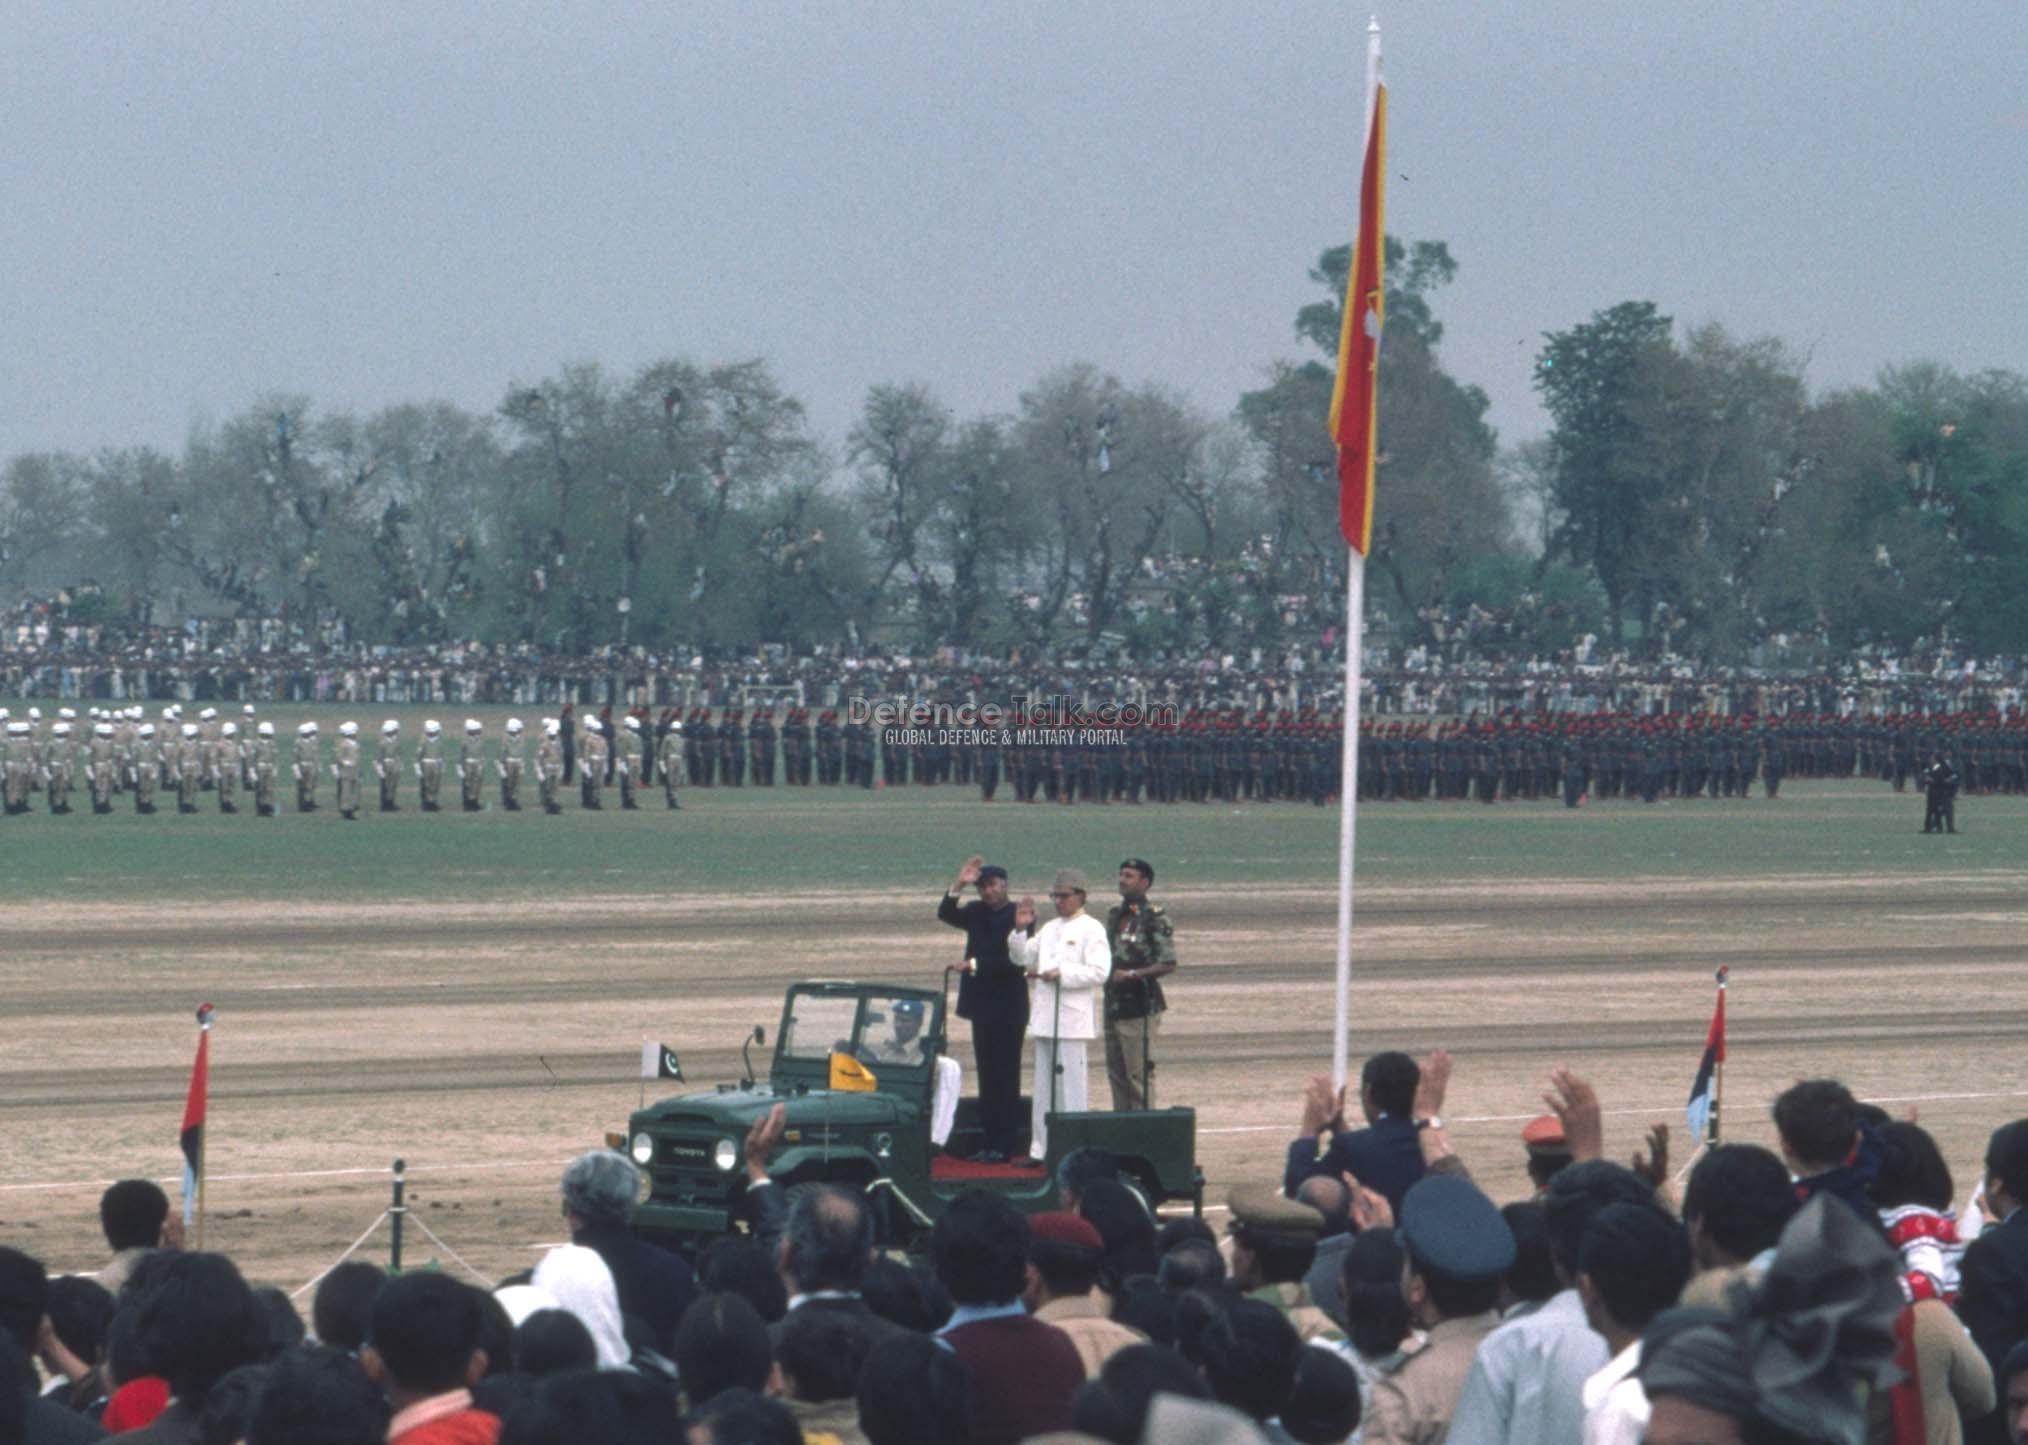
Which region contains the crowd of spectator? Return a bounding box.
[10,1055,2028,1445]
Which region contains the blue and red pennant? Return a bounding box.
[1685,968,1726,1141]
[181,1003,213,1227]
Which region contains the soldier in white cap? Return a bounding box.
[536,718,564,815]
[293,722,321,812]
[176,723,203,814]
[133,723,160,814]
[375,720,403,812]
[198,706,221,790]
[616,715,644,810]
[333,722,362,819]
[252,721,279,816]
[459,719,485,812]
[24,707,45,796]
[46,721,77,814]
[579,715,609,809]
[216,722,242,814]
[498,718,526,811]
[88,721,118,814]
[417,719,445,811]
[659,718,685,810]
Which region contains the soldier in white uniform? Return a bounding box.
[498,718,526,811]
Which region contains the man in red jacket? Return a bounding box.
[362,1274,499,1445]
[932,1190,1084,1445]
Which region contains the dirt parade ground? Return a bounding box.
[6,859,2028,1297]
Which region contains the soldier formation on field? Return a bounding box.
[0,703,684,818]
[3,699,2021,817]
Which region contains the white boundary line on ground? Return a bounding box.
[9,1086,2026,1194]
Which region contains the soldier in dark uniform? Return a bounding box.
[1921,755,1959,834]
[815,708,841,784]
[559,701,577,784]
[691,708,716,786]
[749,707,775,785]
[719,708,745,786]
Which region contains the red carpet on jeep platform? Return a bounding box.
[931,1154,1050,1182]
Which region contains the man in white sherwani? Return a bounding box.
[1008,867,1114,1161]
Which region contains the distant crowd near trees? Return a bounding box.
[4,239,2025,664]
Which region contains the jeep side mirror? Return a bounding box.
[741,1024,765,1086]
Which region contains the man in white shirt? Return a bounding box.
[1576,1200,1692,1445]
[1008,868,1113,1160]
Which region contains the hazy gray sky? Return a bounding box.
[5,2,2022,467]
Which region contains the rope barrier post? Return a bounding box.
[389,1158,406,1273]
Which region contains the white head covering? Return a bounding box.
[492,1283,562,1329]
[424,719,442,735]
[257,721,275,737]
[180,723,198,738]
[138,723,156,738]
[199,707,217,721]
[222,722,239,738]
[464,718,482,734]
[381,719,399,734]
[506,718,524,734]
[243,704,257,717]
[530,1245,629,1369]
[339,721,358,737]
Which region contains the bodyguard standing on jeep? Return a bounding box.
[939,855,1028,1164]
[1104,858,1176,1111]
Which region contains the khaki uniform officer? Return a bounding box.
[459,719,486,811]
[293,722,320,812]
[375,720,403,812]
[177,724,204,813]
[252,722,279,816]
[334,721,363,819]
[659,720,684,809]
[215,722,241,813]
[88,721,119,813]
[1362,1175,1517,1445]
[132,723,161,814]
[536,718,563,815]
[417,719,445,811]
[579,718,609,809]
[497,717,526,811]
[1226,1184,1337,1343]
[1103,856,1177,1111]
[615,715,644,810]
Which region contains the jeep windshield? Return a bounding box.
[778,989,935,1071]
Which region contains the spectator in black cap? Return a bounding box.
[1102,857,1175,1111]
[1362,1175,1514,1445]
[938,855,1027,1163]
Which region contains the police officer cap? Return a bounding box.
[1398,1174,1515,1282]
[1120,857,1155,882]
[977,864,1009,883]
[1227,1183,1324,1240]
[892,998,924,1018]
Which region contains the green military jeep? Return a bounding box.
[615,980,1201,1255]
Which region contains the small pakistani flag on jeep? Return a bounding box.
[641,1041,684,1081]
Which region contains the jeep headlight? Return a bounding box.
[714,1137,739,1172]
[630,1132,654,1166]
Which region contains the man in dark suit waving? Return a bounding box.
[939,855,1028,1164]
[1284,1050,1428,1216]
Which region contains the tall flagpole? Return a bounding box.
[1333,17,1383,1093]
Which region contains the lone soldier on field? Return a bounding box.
[333,720,363,819]
[293,721,321,812]
[1922,754,1960,835]
[375,720,403,811]
[251,721,279,816]
[658,717,684,810]
[616,714,644,809]
[215,721,241,814]
[1103,857,1177,1111]
[178,722,205,814]
[416,719,446,811]
[459,718,486,811]
[132,722,160,814]
[580,715,609,808]
[498,717,526,810]
[537,717,564,814]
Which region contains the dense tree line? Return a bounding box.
[3,245,2023,662]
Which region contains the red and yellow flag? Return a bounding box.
[1327,83,1386,555]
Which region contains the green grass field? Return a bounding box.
[5,765,2019,900]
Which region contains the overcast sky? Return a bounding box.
[5,2,2022,469]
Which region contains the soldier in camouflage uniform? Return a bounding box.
[376,720,403,811]
[459,719,486,812]
[1102,857,1178,1111]
[417,719,446,811]
[498,717,526,811]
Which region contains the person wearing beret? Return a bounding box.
[939,855,1029,1164]
[1022,1211,1145,1378]
[1103,857,1176,1112]
[1362,1175,1515,1445]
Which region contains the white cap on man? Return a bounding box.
[424,719,441,735]
[257,721,275,737]
[464,718,481,734]
[340,721,359,737]
[506,718,524,734]
[222,722,238,738]
[94,721,113,737]
[139,722,156,738]
[180,723,198,738]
